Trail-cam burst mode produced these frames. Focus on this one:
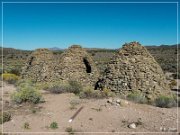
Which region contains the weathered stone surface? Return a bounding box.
[21,48,55,82]
[97,42,170,100]
[53,45,100,86]
[21,45,99,87]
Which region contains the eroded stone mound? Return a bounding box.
[97,42,170,100]
[21,45,99,86]
[21,48,55,82]
[54,45,100,86]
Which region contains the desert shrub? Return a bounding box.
[16,79,35,88]
[0,112,11,124]
[36,82,52,90]
[8,67,21,76]
[2,73,19,84]
[68,80,83,95]
[46,81,83,95]
[79,87,107,99]
[172,94,180,107]
[65,127,75,134]
[69,99,81,110]
[50,122,58,129]
[172,73,180,79]
[102,87,115,97]
[23,122,30,129]
[169,80,177,89]
[127,92,147,104]
[103,87,110,96]
[154,95,176,108]
[31,109,36,114]
[79,87,93,98]
[11,80,43,104]
[92,90,107,99]
[47,84,70,94]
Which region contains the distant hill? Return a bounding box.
[146,44,179,49]
[48,47,64,51]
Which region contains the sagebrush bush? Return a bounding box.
[46,81,83,95]
[47,84,70,94]
[79,87,107,99]
[11,80,43,104]
[2,73,19,84]
[7,67,21,76]
[16,79,34,87]
[154,95,176,108]
[70,99,80,106]
[127,92,147,104]
[172,94,180,107]
[0,112,11,124]
[68,80,83,95]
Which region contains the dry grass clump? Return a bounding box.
[69,99,81,110]
[127,91,147,104]
[2,73,19,84]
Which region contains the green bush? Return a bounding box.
[127,92,147,104]
[154,95,176,108]
[0,112,11,124]
[50,122,58,129]
[8,67,21,76]
[69,80,83,95]
[11,80,43,104]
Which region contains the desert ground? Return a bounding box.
[1,82,179,135]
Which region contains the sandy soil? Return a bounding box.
[1,82,179,135]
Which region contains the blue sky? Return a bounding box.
[1,1,178,50]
